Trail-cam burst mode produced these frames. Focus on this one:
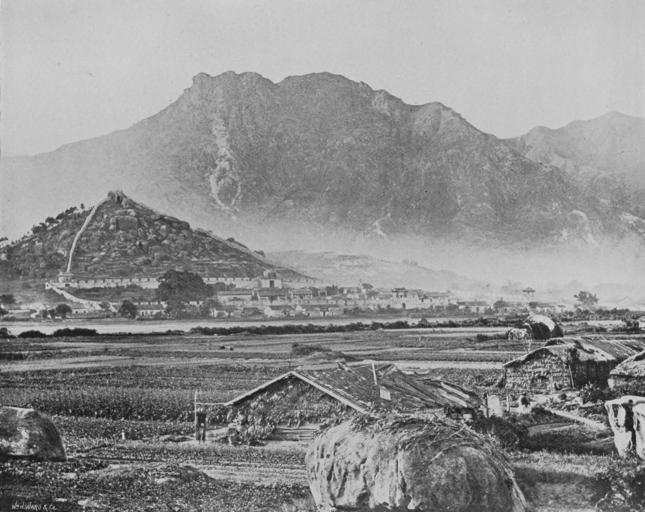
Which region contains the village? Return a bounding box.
[0,267,576,323]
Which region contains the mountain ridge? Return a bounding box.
[2,71,644,248]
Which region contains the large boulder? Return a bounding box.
[0,407,66,461]
[305,416,526,512]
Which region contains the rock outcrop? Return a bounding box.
[305,416,526,512]
[0,406,67,461]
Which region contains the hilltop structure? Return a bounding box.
[0,190,308,287]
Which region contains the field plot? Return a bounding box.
[0,328,616,511]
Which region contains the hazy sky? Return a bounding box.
[2,0,644,156]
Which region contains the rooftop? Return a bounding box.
[226,362,482,413]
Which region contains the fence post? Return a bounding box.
[194,390,198,426]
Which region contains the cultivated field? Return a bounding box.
[0,327,625,511]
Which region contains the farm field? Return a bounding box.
[0,327,624,511]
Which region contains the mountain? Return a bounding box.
[0,71,640,246]
[267,250,478,290]
[0,190,300,281]
[510,112,645,186]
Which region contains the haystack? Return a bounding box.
[305,415,526,512]
[0,406,66,461]
[524,314,563,340]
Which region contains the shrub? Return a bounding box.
[595,457,645,511]
[291,343,332,356]
[52,328,98,337]
[580,383,611,404]
[18,330,47,338]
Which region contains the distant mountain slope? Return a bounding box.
[1,71,609,246]
[510,112,645,186]
[267,250,479,291]
[0,190,299,281]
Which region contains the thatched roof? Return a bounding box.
[610,350,645,378]
[505,336,645,368]
[225,362,482,414]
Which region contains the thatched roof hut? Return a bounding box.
[224,362,482,440]
[609,350,645,393]
[504,336,645,394]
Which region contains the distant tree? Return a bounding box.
[199,298,222,317]
[0,294,15,305]
[211,282,228,292]
[0,236,7,243]
[80,203,85,210]
[165,298,186,319]
[119,300,138,319]
[0,306,7,317]
[361,283,374,290]
[55,303,72,319]
[574,291,599,309]
[45,217,56,225]
[158,270,210,302]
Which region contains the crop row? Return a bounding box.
[1,386,224,422]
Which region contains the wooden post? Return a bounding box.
[371,361,378,386]
[194,390,198,426]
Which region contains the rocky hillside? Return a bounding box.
[2,72,643,246]
[0,191,298,281]
[510,112,645,185]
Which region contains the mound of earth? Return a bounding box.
[0,406,66,461]
[305,415,526,512]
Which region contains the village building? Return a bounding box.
[258,270,283,289]
[136,303,167,318]
[638,317,645,331]
[223,362,482,441]
[263,304,296,318]
[303,304,343,318]
[529,302,565,315]
[425,291,452,308]
[608,350,645,394]
[215,289,255,306]
[290,288,315,303]
[503,337,645,395]
[257,288,290,305]
[457,300,490,314]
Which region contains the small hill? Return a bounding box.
[0,190,300,282]
[267,250,476,290]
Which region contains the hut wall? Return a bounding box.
[571,360,618,388]
[229,377,355,427]
[505,352,571,394]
